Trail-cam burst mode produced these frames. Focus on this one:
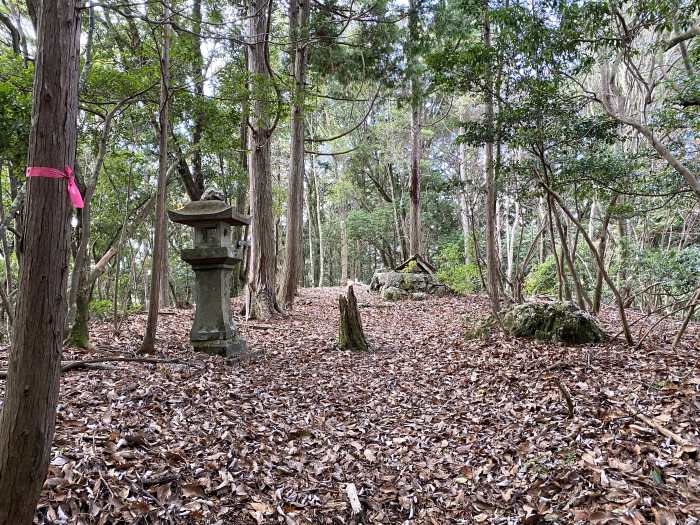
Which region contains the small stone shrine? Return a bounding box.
[370,254,449,300]
[168,190,250,356]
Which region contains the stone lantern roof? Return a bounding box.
[168,199,250,228]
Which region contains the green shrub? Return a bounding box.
[436,263,481,294]
[435,240,482,294]
[89,299,114,320]
[524,256,558,297]
[627,246,700,300]
[127,303,144,315]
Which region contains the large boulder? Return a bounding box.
[502,301,608,344]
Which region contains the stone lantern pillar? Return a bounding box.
[168,194,250,357]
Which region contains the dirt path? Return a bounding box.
[1,287,699,523]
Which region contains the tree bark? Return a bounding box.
[340,202,348,284]
[140,7,171,353]
[483,8,500,316]
[592,193,618,313]
[408,103,423,257]
[190,0,205,196]
[545,192,569,301]
[305,173,316,287]
[312,157,324,287]
[387,163,408,261]
[279,0,310,308]
[245,0,281,319]
[159,235,170,308]
[407,0,423,257]
[338,285,368,351]
[458,131,472,264]
[0,0,80,520]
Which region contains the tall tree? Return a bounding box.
[140,4,171,353]
[407,0,424,257]
[482,6,500,316]
[0,0,81,520]
[279,0,310,308]
[246,0,282,319]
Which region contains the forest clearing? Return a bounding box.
[0,0,699,522]
[1,287,698,524]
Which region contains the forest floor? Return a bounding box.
[1,287,699,525]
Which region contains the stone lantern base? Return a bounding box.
[184,248,246,358]
[193,337,247,357]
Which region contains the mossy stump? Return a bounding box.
[338,285,368,351]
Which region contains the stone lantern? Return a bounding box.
[168,192,250,357]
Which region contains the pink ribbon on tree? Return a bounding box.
[25,166,84,208]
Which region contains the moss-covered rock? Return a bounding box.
[381,286,408,301]
[503,301,608,344]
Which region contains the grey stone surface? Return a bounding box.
[502,301,608,344]
[370,269,449,300]
[381,286,408,301]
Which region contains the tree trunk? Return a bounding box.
[553,204,590,310]
[617,213,632,306]
[340,203,348,284]
[312,157,324,287]
[235,58,250,296]
[537,196,546,263]
[0,0,80,520]
[546,192,569,301]
[407,0,423,257]
[338,285,368,351]
[483,8,500,316]
[387,163,408,261]
[159,236,170,308]
[245,0,280,319]
[140,7,170,353]
[279,0,310,308]
[305,174,316,287]
[459,132,471,265]
[506,199,519,285]
[408,103,423,257]
[0,167,14,329]
[190,0,205,196]
[592,193,618,313]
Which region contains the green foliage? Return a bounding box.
[524,256,558,297]
[629,246,700,300]
[89,299,114,320]
[435,240,481,294]
[127,303,144,315]
[400,260,417,273]
[0,50,32,170]
[90,299,142,321]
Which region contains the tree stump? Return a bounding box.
[338,285,368,351]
